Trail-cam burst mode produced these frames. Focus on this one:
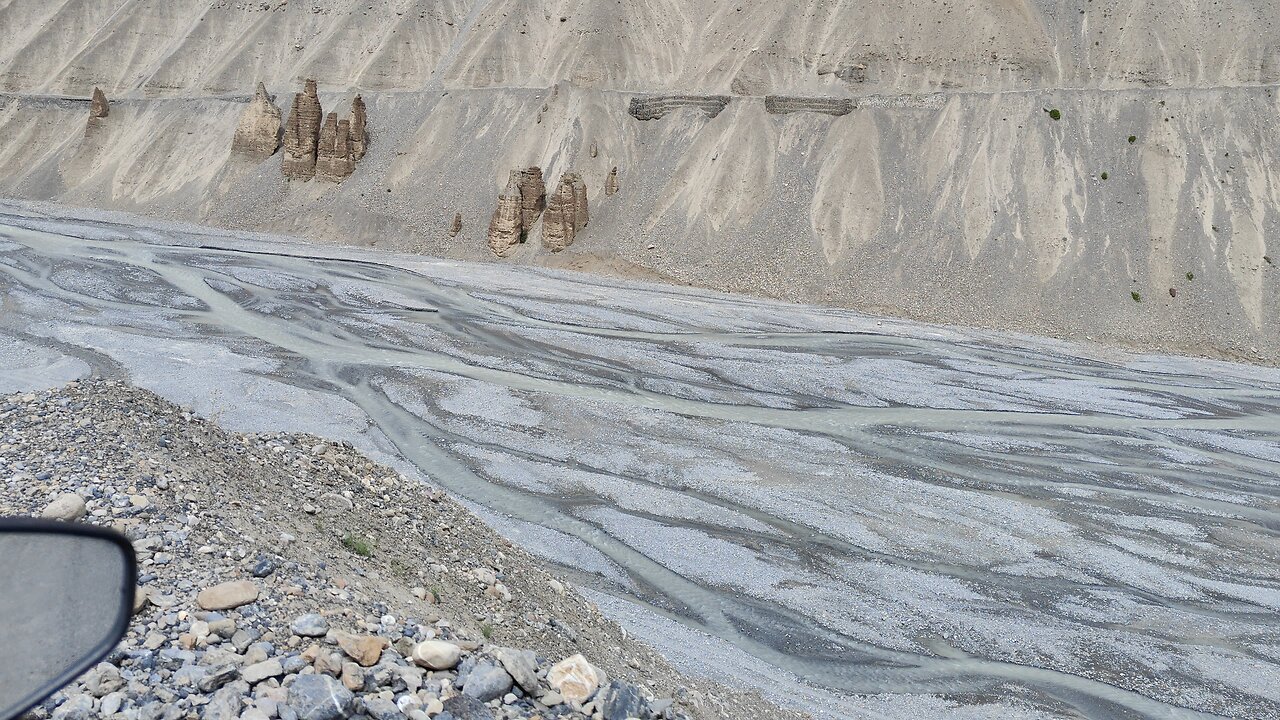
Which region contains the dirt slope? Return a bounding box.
[0,0,1276,361]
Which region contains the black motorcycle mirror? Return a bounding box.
[0,518,137,720]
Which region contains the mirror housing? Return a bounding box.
[0,518,137,720]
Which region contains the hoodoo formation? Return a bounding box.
[487,174,524,257]
[88,87,108,118]
[281,80,323,180]
[514,167,546,231]
[315,113,355,181]
[280,81,368,181]
[604,167,619,196]
[84,87,109,135]
[542,173,588,252]
[449,213,463,237]
[231,83,282,159]
[486,167,548,256]
[350,95,368,160]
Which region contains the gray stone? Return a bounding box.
[440,695,494,720]
[286,674,354,720]
[361,696,404,720]
[198,664,239,692]
[462,662,513,702]
[409,640,460,670]
[204,680,250,720]
[231,628,259,653]
[84,662,124,697]
[242,658,285,684]
[290,613,329,637]
[599,680,647,720]
[100,691,126,716]
[495,648,539,694]
[51,694,94,720]
[282,654,309,674]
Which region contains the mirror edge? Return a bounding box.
[0,517,137,720]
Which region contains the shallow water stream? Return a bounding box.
[1,212,1278,719]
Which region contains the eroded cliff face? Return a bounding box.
[231,83,282,159]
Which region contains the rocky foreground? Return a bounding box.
[0,380,802,720]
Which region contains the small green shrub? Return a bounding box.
[1131,291,1142,302]
[1047,108,1062,121]
[341,534,373,557]
[1128,135,1137,144]
[481,623,493,639]
[1186,271,1195,281]
[1100,172,1109,180]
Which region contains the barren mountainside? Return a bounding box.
[0,0,1277,360]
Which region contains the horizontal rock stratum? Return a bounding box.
[0,0,1275,362]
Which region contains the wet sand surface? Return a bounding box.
[1,212,1278,720]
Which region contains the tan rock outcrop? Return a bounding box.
[449,213,462,237]
[542,172,588,252]
[89,87,109,118]
[604,166,619,196]
[282,79,323,180]
[315,112,355,181]
[514,167,546,231]
[350,95,368,160]
[589,142,598,158]
[487,175,524,257]
[231,82,282,159]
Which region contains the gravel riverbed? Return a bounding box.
[1,380,802,720]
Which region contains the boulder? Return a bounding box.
[449,212,463,237]
[461,662,513,702]
[495,647,539,694]
[410,640,461,670]
[336,632,387,666]
[547,654,601,703]
[605,166,619,196]
[41,492,86,521]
